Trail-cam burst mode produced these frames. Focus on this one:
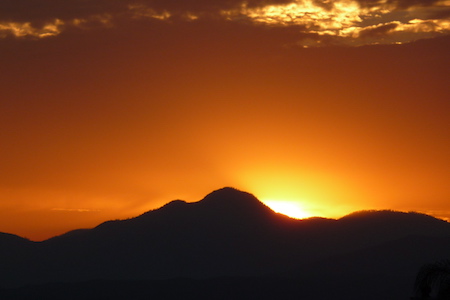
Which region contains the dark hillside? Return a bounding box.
[0,187,448,297]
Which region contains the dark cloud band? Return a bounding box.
[0,0,449,46]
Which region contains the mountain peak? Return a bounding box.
[201,187,259,205]
[202,187,253,199]
[198,187,273,216]
[160,199,188,209]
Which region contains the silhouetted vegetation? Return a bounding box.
[411,260,450,299]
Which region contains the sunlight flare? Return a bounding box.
[262,200,311,219]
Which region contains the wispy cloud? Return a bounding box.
[0,19,63,38]
[51,208,101,213]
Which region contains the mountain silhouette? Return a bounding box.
[0,187,449,299]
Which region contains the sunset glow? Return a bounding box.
[0,0,448,241]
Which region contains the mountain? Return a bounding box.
[0,187,449,299]
[0,232,32,249]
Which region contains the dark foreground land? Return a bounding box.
[0,274,411,300]
[1,188,448,299]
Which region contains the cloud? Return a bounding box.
[226,0,450,46]
[51,208,101,213]
[0,0,448,46]
[0,19,63,38]
[355,0,443,10]
[358,22,399,38]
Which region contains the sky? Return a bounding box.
[0,0,449,241]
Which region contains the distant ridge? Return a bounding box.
[0,187,449,299]
[340,209,448,222]
[337,209,450,239]
[0,232,31,243]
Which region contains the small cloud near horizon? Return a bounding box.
[51,208,101,213]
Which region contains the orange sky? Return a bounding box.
[0,0,449,241]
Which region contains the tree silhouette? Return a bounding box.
[411,260,450,299]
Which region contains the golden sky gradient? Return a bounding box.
[0,0,449,241]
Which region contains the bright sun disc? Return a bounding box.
[262,200,311,219]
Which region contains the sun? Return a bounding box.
[262,200,312,219]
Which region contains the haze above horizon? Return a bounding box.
[2,187,449,242]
